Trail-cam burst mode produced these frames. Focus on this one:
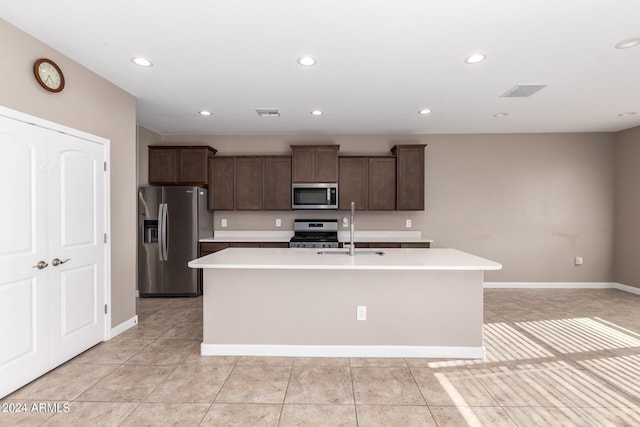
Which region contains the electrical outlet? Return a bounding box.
[343,217,349,227]
[357,305,367,320]
[275,218,281,227]
[405,219,412,228]
[574,256,583,266]
[221,218,227,228]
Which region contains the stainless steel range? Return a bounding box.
[289,219,339,248]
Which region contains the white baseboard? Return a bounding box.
[483,281,640,296]
[614,282,640,296]
[200,344,485,359]
[109,315,138,339]
[484,282,616,289]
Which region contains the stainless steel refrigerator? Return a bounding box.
[138,186,213,297]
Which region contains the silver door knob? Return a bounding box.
[32,261,48,269]
[51,258,70,266]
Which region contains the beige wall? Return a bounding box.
[149,132,616,283]
[615,126,640,289]
[0,19,137,327]
[137,126,161,187]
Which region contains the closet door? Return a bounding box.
[47,131,106,367]
[0,116,50,397]
[0,113,108,398]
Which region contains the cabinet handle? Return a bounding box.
[32,261,48,269]
[51,258,70,267]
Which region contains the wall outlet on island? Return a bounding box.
[221,218,227,228]
[405,219,412,228]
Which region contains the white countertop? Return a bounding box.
[189,247,501,271]
[200,230,433,243]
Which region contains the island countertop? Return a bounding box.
[188,247,501,271]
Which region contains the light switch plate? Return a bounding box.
[357,305,367,320]
[276,218,281,227]
[221,218,227,227]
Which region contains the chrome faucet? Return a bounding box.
[349,201,355,256]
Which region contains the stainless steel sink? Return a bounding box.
[317,250,385,256]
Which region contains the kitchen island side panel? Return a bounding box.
[202,268,483,348]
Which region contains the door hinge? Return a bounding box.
[104,233,108,243]
[104,161,107,172]
[104,304,108,314]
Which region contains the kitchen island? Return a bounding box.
[188,248,501,359]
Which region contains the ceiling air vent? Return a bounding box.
[255,108,280,117]
[500,85,547,98]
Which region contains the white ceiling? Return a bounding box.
[2,0,640,135]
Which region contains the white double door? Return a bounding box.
[0,114,107,398]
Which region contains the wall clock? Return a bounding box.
[33,58,65,92]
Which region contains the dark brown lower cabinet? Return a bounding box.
[347,242,431,249]
[199,241,289,257]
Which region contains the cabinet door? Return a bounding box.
[395,145,426,210]
[235,157,264,210]
[291,147,315,183]
[179,148,208,184]
[264,157,292,210]
[368,157,396,210]
[292,145,339,183]
[339,157,368,209]
[149,147,178,184]
[314,146,339,182]
[200,242,230,256]
[209,157,235,210]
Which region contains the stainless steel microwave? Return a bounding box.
[292,183,338,209]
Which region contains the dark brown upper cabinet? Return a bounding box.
[208,156,234,210]
[208,155,292,211]
[368,157,397,210]
[339,157,368,210]
[263,156,292,210]
[235,157,264,210]
[392,144,426,210]
[148,145,216,186]
[291,145,339,183]
[339,156,396,210]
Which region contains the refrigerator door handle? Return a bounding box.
[157,203,165,261]
[162,203,169,260]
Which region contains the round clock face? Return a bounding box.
[34,58,65,92]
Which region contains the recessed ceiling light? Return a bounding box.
[131,57,153,67]
[311,110,323,116]
[297,56,316,66]
[618,112,637,117]
[418,109,432,115]
[494,112,509,118]
[615,37,640,49]
[198,110,212,116]
[465,53,486,64]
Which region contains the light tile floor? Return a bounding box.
[2,289,640,426]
